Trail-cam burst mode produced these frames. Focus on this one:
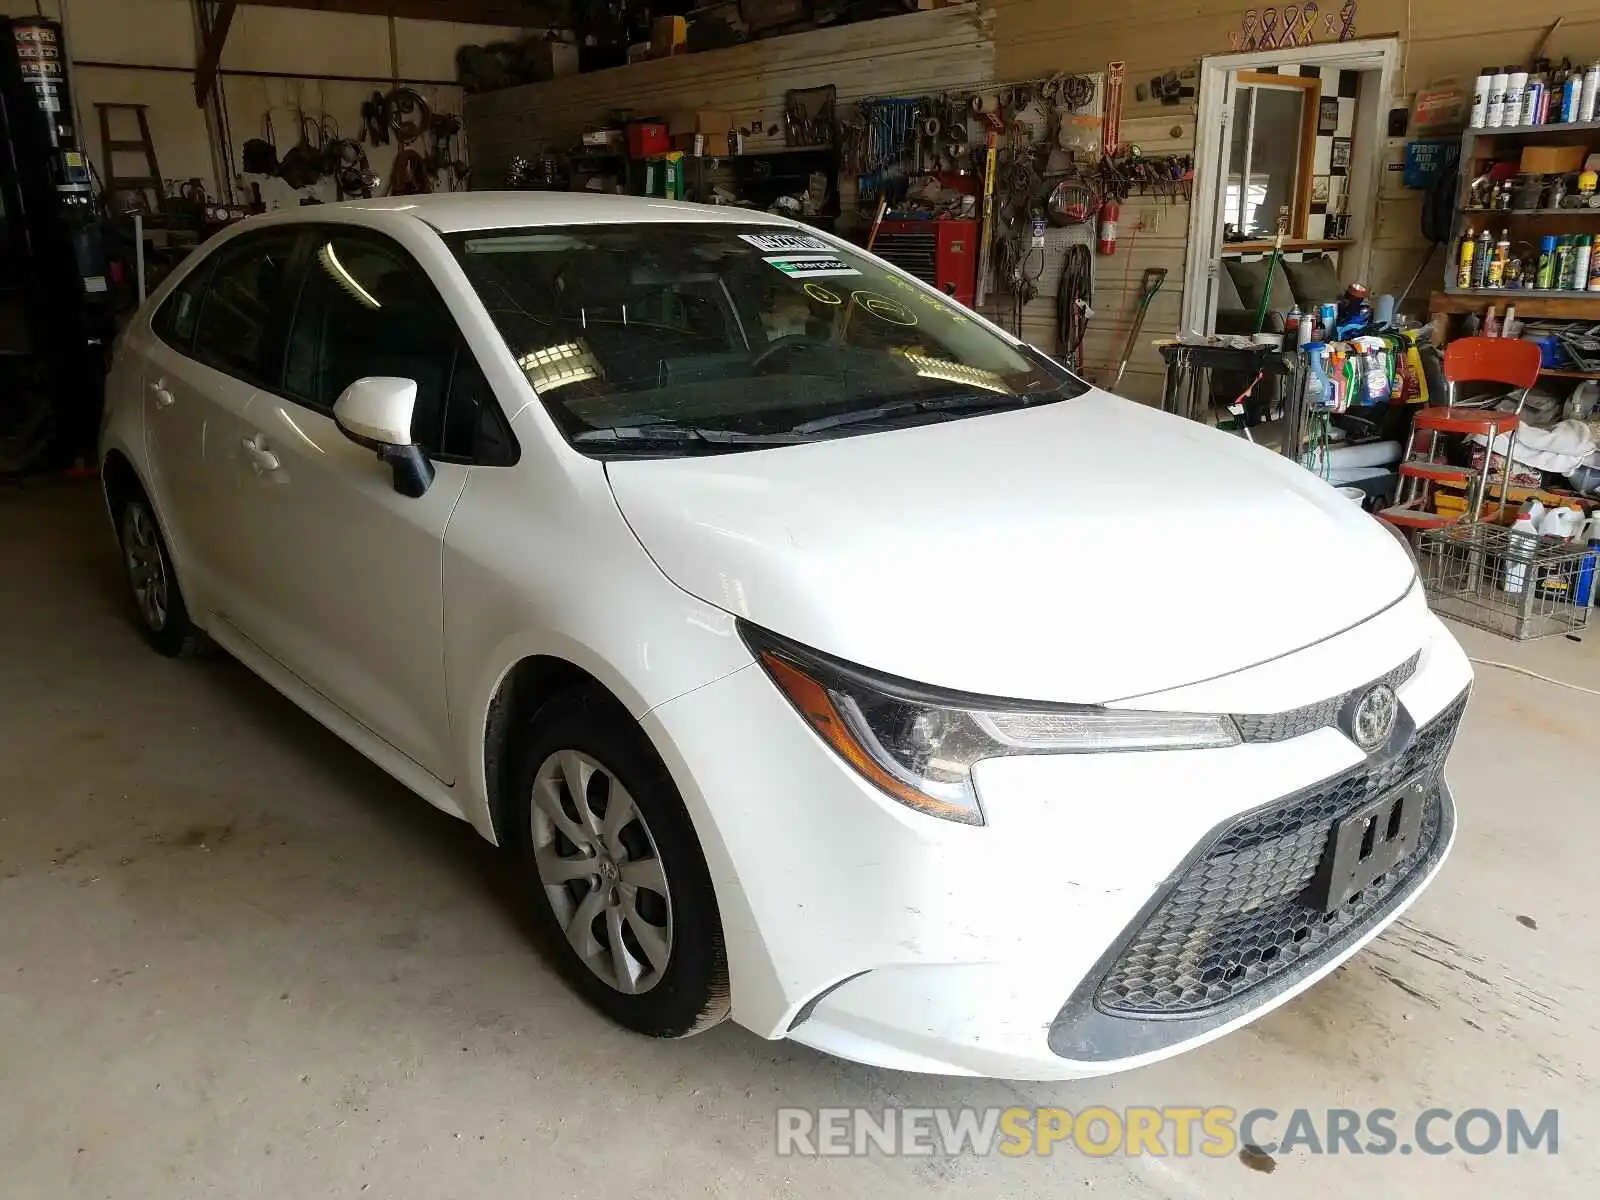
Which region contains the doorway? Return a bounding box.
[1183,38,1399,338]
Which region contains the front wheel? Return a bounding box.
[509,687,729,1038]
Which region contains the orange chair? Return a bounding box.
[1383,337,1542,530]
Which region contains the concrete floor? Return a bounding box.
[2,479,1596,1199]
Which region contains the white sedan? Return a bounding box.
[100,194,1471,1079]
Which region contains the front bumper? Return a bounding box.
[641,589,1472,1080]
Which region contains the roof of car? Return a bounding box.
[303,192,800,234]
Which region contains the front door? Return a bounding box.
[229,227,472,782]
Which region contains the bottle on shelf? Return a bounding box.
[1583,61,1600,122]
[1508,69,1530,125]
[1488,66,1510,126]
[1474,227,1494,288]
[1472,67,1492,127]
[1487,229,1511,288]
[1589,249,1600,291]
[1504,304,1519,338]
[1563,66,1583,122]
[1572,235,1593,289]
[1484,303,1501,336]
[1458,228,1477,288]
[1524,66,1547,126]
[1537,234,1558,288]
[1554,235,1573,289]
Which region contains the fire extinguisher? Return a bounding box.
[1098,201,1119,255]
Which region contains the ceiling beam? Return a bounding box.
[234,0,551,27]
[194,0,239,106]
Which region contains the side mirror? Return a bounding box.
[332,377,435,498]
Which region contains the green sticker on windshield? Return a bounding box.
[763,254,861,279]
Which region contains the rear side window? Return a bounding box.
[152,258,214,351]
[191,229,302,385]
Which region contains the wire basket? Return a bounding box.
[1419,521,1593,640]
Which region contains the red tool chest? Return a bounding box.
[870,218,979,308]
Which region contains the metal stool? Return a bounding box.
[1381,337,1541,531]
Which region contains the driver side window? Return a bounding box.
[282,228,515,463]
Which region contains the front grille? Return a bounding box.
[1093,692,1466,1018]
[1233,653,1420,743]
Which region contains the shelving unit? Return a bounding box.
[1437,119,1600,326]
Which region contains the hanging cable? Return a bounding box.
[1056,242,1092,370]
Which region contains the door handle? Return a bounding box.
[148,380,175,409]
[242,434,280,472]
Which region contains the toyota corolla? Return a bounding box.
[99,194,1471,1079]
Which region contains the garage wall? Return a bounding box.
[36,0,524,202]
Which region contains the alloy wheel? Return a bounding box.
[121,502,169,632]
[529,749,674,994]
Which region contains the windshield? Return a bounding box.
[446,223,1087,455]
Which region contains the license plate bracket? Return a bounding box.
[1308,776,1430,914]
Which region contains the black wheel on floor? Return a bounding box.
[509,685,729,1038]
[112,489,207,658]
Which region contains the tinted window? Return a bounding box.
[152,257,214,351]
[284,230,465,455]
[191,230,301,383]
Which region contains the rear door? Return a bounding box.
[140,228,304,624]
[228,225,505,782]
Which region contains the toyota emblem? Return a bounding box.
[1350,684,1399,752]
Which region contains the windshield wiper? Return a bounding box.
[789,390,1037,435]
[573,424,808,446]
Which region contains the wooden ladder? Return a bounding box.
[96,103,164,212]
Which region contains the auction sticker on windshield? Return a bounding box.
[741,232,835,253]
[763,255,861,278]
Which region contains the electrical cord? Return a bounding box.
[1056,241,1092,369]
[1466,658,1600,698]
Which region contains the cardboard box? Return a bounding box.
[667,109,733,135]
[527,39,578,81]
[671,131,734,156]
[1520,144,1589,175]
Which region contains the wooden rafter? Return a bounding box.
[233,0,554,27]
[194,0,239,106]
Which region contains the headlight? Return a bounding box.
[741,624,1240,826]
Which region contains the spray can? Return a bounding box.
[1473,228,1494,288]
[1554,236,1573,289]
[1583,62,1600,122]
[1588,249,1600,291]
[1523,77,1545,126]
[1487,230,1510,288]
[1563,71,1582,122]
[1487,66,1509,126]
[1537,234,1558,288]
[1573,235,1594,289]
[1457,233,1477,288]
[1507,70,1530,125]
[1471,68,1492,126]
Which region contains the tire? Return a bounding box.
[113,489,208,658]
[509,685,730,1038]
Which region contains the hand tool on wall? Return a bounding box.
[1112,266,1167,389]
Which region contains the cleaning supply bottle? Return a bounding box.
[1305,343,1331,408]
[1573,235,1593,289]
[1487,230,1510,287]
[1458,229,1477,287]
[1504,511,1540,594]
[1564,67,1583,122]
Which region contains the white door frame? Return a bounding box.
[1181,37,1400,337]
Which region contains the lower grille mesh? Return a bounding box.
[1093,693,1466,1017]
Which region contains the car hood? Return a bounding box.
[604,389,1417,703]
